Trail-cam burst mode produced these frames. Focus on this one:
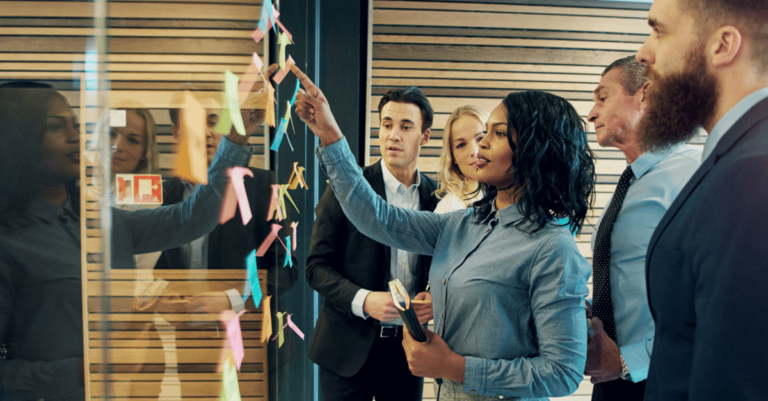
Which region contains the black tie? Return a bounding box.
[592,165,633,342]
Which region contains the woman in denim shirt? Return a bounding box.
[293,66,595,400]
[0,81,262,400]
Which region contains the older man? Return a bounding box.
[636,0,768,399]
[585,56,701,401]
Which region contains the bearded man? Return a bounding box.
[636,0,768,400]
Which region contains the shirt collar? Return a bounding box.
[27,195,77,224]
[629,144,679,179]
[702,86,768,161]
[381,160,421,195]
[481,197,526,226]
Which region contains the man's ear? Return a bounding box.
[420,128,431,146]
[638,81,652,110]
[710,25,742,68]
[172,124,181,142]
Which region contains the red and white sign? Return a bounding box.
[115,174,163,205]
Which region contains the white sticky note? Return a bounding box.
[109,109,126,127]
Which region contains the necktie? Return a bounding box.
[592,165,633,342]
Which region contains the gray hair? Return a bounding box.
[602,56,649,95]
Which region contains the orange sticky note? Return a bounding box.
[287,162,308,190]
[260,295,273,343]
[174,91,208,185]
[265,83,276,127]
[267,184,283,221]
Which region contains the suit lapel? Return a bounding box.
[646,97,768,295]
[369,161,391,284]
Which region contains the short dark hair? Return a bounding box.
[680,0,768,72]
[602,56,650,95]
[377,87,433,132]
[473,91,596,235]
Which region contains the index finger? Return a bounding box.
[290,64,318,92]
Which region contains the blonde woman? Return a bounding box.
[110,108,159,176]
[434,105,489,214]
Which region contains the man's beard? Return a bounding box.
[638,47,719,152]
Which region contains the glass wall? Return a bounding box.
[0,1,317,400]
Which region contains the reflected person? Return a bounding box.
[294,65,595,400]
[0,81,258,400]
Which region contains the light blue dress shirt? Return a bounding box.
[702,86,768,161]
[590,144,701,382]
[351,161,421,324]
[318,138,590,399]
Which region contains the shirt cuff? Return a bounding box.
[620,337,652,382]
[462,356,487,395]
[315,136,353,167]
[225,288,245,313]
[351,289,372,319]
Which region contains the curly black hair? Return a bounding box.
[0,81,80,226]
[473,91,596,234]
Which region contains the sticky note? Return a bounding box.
[219,309,248,371]
[220,356,242,401]
[267,184,283,221]
[225,71,246,136]
[277,312,285,348]
[278,32,292,70]
[109,109,126,127]
[174,91,208,185]
[256,224,282,257]
[283,236,293,268]
[265,83,276,127]
[285,314,305,340]
[252,53,264,73]
[261,295,272,343]
[251,27,264,44]
[270,117,289,152]
[290,79,301,106]
[272,55,295,85]
[291,222,298,251]
[275,18,292,42]
[245,250,262,308]
[219,177,238,225]
[238,62,260,105]
[287,162,308,190]
[229,167,254,225]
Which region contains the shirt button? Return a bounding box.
[471,390,476,394]
[441,312,444,317]
[499,397,504,399]
[486,228,490,233]
[442,279,446,285]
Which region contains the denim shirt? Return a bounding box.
[0,137,251,400]
[316,138,590,399]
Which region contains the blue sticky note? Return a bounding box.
[265,1,277,35]
[283,236,293,268]
[244,249,262,308]
[289,79,300,106]
[258,5,268,32]
[270,117,288,152]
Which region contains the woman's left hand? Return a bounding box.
[402,325,465,382]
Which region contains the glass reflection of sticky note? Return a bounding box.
[291,222,298,251]
[220,357,241,401]
[270,118,289,152]
[286,314,304,340]
[283,236,293,268]
[220,309,248,371]
[256,224,282,256]
[261,295,272,343]
[245,250,262,309]
[228,167,254,225]
[267,184,282,221]
[225,71,246,136]
[174,91,208,185]
[277,312,285,348]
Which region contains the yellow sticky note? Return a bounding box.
[284,100,292,123]
[278,32,291,70]
[277,312,285,348]
[261,295,273,343]
[225,70,246,136]
[220,356,241,401]
[174,91,208,185]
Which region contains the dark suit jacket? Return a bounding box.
[644,97,768,400]
[306,160,438,377]
[155,167,298,299]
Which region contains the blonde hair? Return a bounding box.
[436,105,489,202]
[124,108,159,174]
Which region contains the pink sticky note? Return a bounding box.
[251,28,264,43]
[291,222,298,251]
[286,314,305,340]
[252,52,264,71]
[219,309,248,371]
[219,178,237,225]
[229,167,254,225]
[272,55,295,85]
[272,4,280,19]
[256,224,282,257]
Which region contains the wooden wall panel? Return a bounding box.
[368,2,706,400]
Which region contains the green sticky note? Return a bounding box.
[220,357,242,401]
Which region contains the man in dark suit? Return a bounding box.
[635,0,768,399]
[307,87,438,401]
